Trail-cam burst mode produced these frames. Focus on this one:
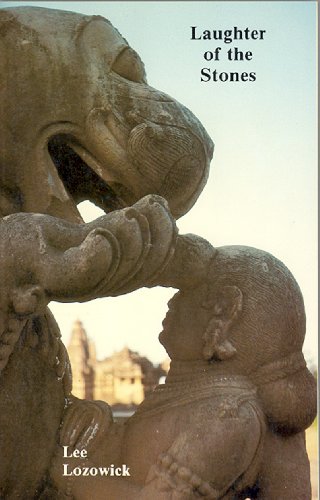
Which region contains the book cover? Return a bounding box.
[0,1,317,498]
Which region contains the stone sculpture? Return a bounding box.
[0,5,316,500]
[0,6,213,498]
[0,6,212,222]
[50,240,317,499]
[0,195,179,498]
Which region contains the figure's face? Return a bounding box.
[159,286,211,360]
[1,8,213,221]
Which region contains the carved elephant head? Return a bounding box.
[0,6,213,221]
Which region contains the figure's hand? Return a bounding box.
[0,194,177,304]
[0,195,177,368]
[0,213,114,311]
[50,398,113,496]
[59,397,113,454]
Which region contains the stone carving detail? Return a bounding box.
[0,194,179,497]
[0,5,316,500]
[0,7,213,222]
[50,241,316,499]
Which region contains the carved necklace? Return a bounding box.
[133,361,257,419]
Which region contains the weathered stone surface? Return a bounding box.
[50,242,316,499]
[0,6,213,222]
[0,6,213,496]
[0,5,316,500]
[0,194,179,498]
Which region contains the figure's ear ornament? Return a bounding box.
[202,285,242,361]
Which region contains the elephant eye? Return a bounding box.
[112,47,147,83]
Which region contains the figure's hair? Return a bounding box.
[205,246,317,434]
[207,246,306,361]
[255,359,317,434]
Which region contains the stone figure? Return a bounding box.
[0,6,213,222]
[0,5,316,500]
[0,6,214,497]
[0,194,178,498]
[50,239,317,499]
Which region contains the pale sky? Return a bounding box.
[2,1,317,367]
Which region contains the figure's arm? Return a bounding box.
[0,195,177,371]
[50,399,265,499]
[139,403,265,499]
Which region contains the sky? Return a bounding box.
[1,1,317,366]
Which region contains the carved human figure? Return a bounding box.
[50,239,316,499]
